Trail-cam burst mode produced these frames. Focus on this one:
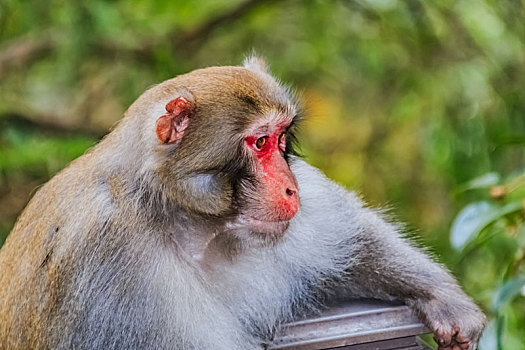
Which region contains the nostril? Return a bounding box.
[286,188,296,197]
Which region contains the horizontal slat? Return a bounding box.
[269,299,430,350]
[328,336,420,350]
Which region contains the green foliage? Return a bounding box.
[452,171,525,349]
[451,200,523,250]
[1,0,525,344]
[0,127,94,176]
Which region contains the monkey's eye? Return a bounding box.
[278,133,286,152]
[255,136,268,150]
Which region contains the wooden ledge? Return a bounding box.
[269,299,431,350]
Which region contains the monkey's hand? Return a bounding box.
[414,292,486,350]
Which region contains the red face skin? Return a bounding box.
[245,126,300,228]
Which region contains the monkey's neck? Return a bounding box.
[179,236,248,276]
[179,229,220,263]
[169,215,235,268]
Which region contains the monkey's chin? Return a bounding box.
[229,215,291,237]
[249,218,290,237]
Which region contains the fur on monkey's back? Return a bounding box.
[0,141,253,349]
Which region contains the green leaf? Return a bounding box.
[416,334,437,350]
[451,201,495,249]
[496,316,505,350]
[497,201,525,221]
[491,275,525,312]
[456,172,500,193]
[451,201,524,250]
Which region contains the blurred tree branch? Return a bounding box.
[0,0,277,133]
[177,0,275,46]
[100,0,276,61]
[1,113,104,138]
[0,31,60,78]
[0,0,276,75]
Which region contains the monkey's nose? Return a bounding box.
[280,185,299,220]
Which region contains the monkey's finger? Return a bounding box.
[459,343,470,350]
[455,333,470,343]
[435,334,453,347]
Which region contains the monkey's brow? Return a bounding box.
[235,92,291,115]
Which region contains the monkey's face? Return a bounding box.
[233,112,300,237]
[149,63,301,239]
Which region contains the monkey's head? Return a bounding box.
[127,57,301,239]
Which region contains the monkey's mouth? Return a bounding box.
[234,215,291,236]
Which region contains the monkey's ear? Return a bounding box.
[156,96,194,144]
[243,55,269,74]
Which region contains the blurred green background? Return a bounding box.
[1,0,524,347]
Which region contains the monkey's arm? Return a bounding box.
[288,159,486,350]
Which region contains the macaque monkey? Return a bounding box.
[0,57,485,350]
